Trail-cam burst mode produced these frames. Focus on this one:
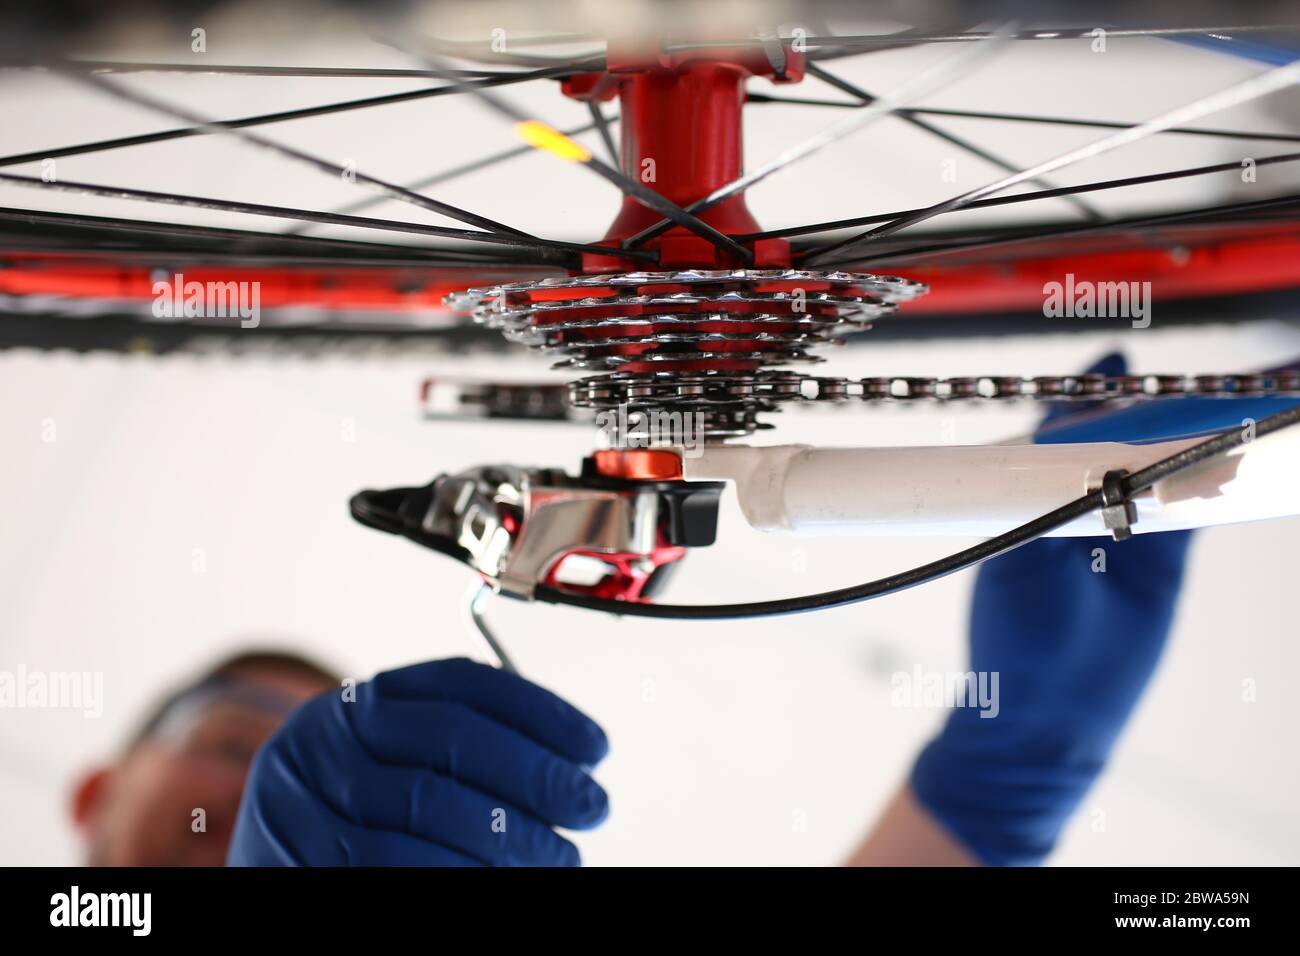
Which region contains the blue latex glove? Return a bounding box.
[910,353,1194,866]
[227,658,610,866]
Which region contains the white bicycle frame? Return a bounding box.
[683,426,1300,537]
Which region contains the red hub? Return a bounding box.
[561,43,805,271]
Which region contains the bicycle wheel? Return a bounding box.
[2,0,1299,422]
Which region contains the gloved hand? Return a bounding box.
[910,353,1195,866]
[227,657,610,866]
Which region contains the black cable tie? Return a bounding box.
[1098,468,1138,542]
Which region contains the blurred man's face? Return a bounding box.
[74,665,334,866]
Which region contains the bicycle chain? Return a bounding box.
[570,369,1300,408]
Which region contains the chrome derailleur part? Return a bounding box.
[421,377,588,423]
[350,458,723,601]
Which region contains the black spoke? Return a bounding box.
[620,31,1013,250]
[16,59,545,79]
[748,92,1300,145]
[804,61,1102,220]
[741,151,1300,242]
[586,160,754,262]
[0,172,657,263]
[0,206,552,267]
[804,59,1300,265]
[800,20,968,62]
[587,101,619,165]
[285,113,617,232]
[749,92,889,108]
[666,24,1300,54]
[811,193,1300,269]
[64,70,540,241]
[0,61,600,170]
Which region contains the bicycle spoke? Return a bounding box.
[748,92,1300,144]
[739,151,1300,241]
[589,158,755,261]
[415,33,606,68]
[0,172,656,263]
[64,70,539,241]
[19,60,544,78]
[666,24,1300,55]
[800,20,968,62]
[804,61,1102,220]
[284,113,617,232]
[387,42,753,262]
[804,58,1300,265]
[0,206,548,267]
[620,26,1015,250]
[586,101,619,165]
[0,61,599,170]
[812,193,1300,269]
